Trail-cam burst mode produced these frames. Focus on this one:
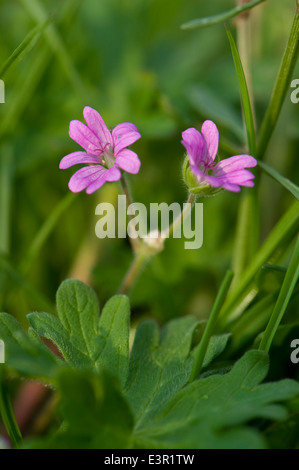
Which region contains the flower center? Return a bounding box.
[100,148,115,169]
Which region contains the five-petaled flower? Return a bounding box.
[59,106,141,194]
[182,121,257,193]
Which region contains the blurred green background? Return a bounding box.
[0,0,298,329]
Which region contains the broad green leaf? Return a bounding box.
[132,351,299,449]
[24,370,134,449]
[27,311,90,369]
[181,0,266,30]
[28,279,130,384]
[0,312,61,380]
[125,316,230,425]
[258,160,299,200]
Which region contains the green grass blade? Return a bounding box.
[0,255,54,315]
[220,200,299,324]
[257,4,299,159]
[0,18,52,77]
[181,0,266,30]
[226,26,256,155]
[258,160,299,200]
[21,192,77,273]
[188,270,233,382]
[259,236,299,352]
[19,0,87,99]
[0,368,23,448]
[0,146,13,254]
[225,26,258,290]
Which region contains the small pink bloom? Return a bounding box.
[182,121,257,193]
[60,107,141,194]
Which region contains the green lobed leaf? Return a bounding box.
[23,369,135,449]
[28,279,130,384]
[132,350,299,449]
[125,316,230,426]
[0,312,61,380]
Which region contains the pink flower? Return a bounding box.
[182,121,257,193]
[59,107,141,194]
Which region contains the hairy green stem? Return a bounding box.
[163,193,196,238]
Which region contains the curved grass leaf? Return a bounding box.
[225,26,256,155]
[181,0,266,30]
[259,236,299,352]
[258,160,299,200]
[220,200,299,324]
[0,18,52,77]
[257,4,299,159]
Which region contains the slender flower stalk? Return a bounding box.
[118,193,198,295]
[118,253,147,295]
[162,193,196,239]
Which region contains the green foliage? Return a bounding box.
[29,279,130,384]
[1,280,299,449]
[0,0,298,451]
[0,312,61,380]
[132,351,299,449]
[29,370,135,449]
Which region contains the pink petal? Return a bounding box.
[112,122,140,141]
[83,106,112,146]
[104,166,122,182]
[114,131,141,154]
[59,151,100,169]
[85,166,121,194]
[201,120,219,161]
[221,182,241,192]
[115,149,141,174]
[68,165,107,193]
[220,169,255,182]
[215,155,257,174]
[69,120,101,154]
[181,128,206,166]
